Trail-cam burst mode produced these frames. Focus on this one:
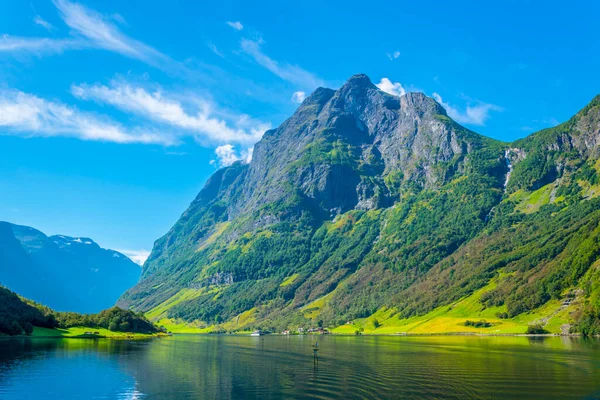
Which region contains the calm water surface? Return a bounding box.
[0,335,599,399]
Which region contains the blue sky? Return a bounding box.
[1,0,599,264]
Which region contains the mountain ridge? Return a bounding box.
[0,221,141,313]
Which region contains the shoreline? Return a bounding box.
[5,328,598,339]
[5,333,599,340]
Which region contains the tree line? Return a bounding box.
[0,286,157,336]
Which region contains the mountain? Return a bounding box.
[0,222,141,313]
[119,74,600,335]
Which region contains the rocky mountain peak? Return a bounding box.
[402,91,446,115]
[340,73,376,89]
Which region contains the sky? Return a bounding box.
[1,0,599,264]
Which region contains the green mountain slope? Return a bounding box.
[119,75,600,335]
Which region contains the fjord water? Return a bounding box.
[1,336,599,399]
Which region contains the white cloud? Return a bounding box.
[376,78,406,97]
[240,38,323,89]
[291,91,306,103]
[71,80,270,145]
[432,93,502,126]
[33,15,55,31]
[243,147,253,163]
[0,89,172,145]
[386,50,400,60]
[0,35,83,55]
[111,13,126,25]
[214,144,239,166]
[226,21,243,31]
[53,0,172,67]
[1,1,176,70]
[117,249,150,266]
[212,144,253,167]
[207,42,224,57]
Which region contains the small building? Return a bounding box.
[282,330,290,335]
[297,327,304,333]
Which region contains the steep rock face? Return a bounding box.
[0,222,141,313]
[507,95,600,192]
[230,75,488,220]
[121,74,600,333]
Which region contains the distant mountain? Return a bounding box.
[119,74,600,335]
[0,222,140,313]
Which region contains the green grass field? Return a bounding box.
[30,326,157,339]
[332,279,573,335]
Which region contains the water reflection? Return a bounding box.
[0,338,147,399]
[1,335,599,399]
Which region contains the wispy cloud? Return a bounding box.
[53,0,174,68]
[375,77,498,126]
[1,0,177,71]
[433,93,502,126]
[33,15,55,31]
[0,36,83,55]
[211,144,253,167]
[376,78,406,97]
[226,21,243,31]
[291,91,306,103]
[386,50,400,60]
[0,89,173,145]
[207,42,224,57]
[71,80,270,145]
[116,249,150,266]
[240,38,323,89]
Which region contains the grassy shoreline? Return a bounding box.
[8,328,595,339]
[9,326,163,339]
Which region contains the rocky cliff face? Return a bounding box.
[120,75,600,333]
[233,74,490,219]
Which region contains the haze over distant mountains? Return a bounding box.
[118,74,600,334]
[0,221,140,313]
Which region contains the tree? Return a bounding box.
[8,320,23,335]
[22,322,33,335]
[526,323,548,334]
